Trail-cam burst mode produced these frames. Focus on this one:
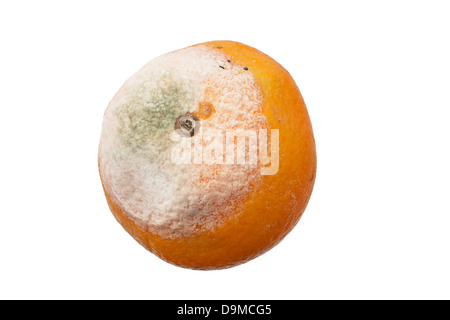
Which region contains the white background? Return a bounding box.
[1,1,449,300]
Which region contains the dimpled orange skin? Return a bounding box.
[99,41,316,270]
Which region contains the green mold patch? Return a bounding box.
[115,73,194,158]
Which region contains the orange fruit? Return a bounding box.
[98,40,316,270]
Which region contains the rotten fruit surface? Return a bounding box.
[98,40,316,270]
